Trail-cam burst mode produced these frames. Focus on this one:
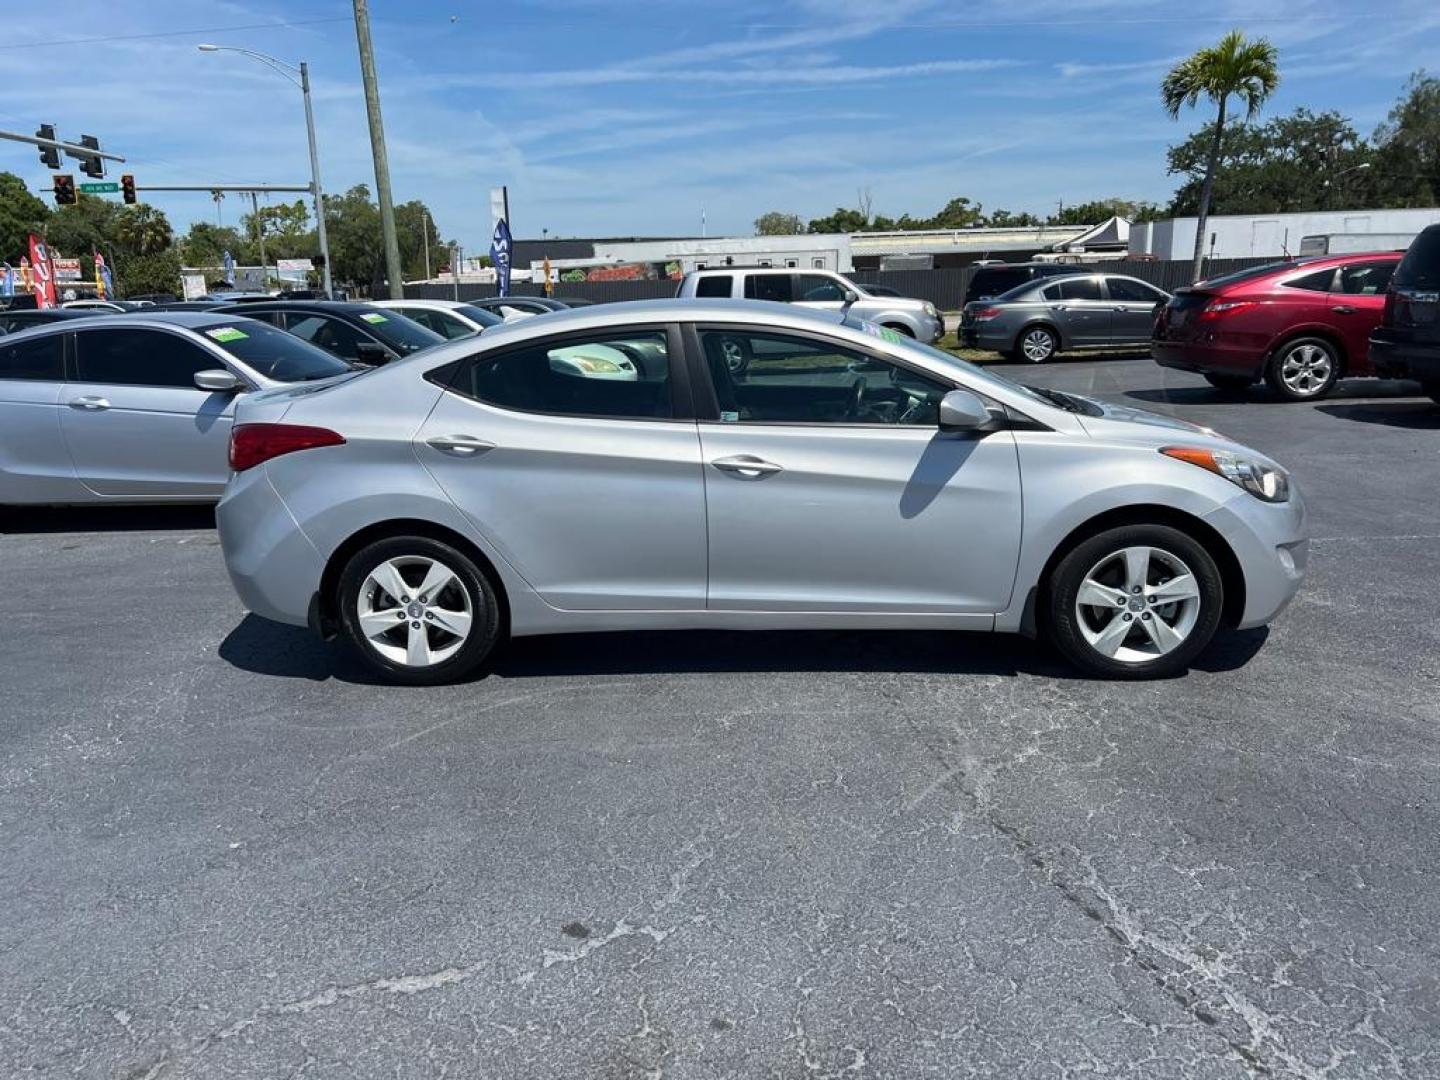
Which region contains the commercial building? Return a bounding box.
[1129,207,1440,261]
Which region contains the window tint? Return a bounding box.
[695,275,733,298]
[0,332,63,380]
[699,329,948,425]
[352,310,445,354]
[1395,226,1440,289]
[1044,278,1102,301]
[1198,261,1306,289]
[743,274,793,302]
[971,268,1029,297]
[282,313,376,361]
[199,321,350,382]
[1106,277,1166,302]
[1282,268,1337,293]
[403,308,474,340]
[75,328,217,388]
[1336,261,1396,295]
[447,330,672,419]
[453,304,504,328]
[796,274,848,302]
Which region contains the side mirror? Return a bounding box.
[842,289,859,304]
[194,368,241,393]
[938,389,997,433]
[354,341,391,366]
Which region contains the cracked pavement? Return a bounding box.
[1,360,1437,1078]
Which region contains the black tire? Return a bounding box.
[1203,372,1254,393]
[1423,382,1440,405]
[1046,524,1224,680]
[337,535,504,686]
[1015,325,1059,364]
[1264,337,1340,401]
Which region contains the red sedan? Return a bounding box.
[1152,252,1402,401]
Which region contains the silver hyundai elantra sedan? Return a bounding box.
[217,299,1307,682]
[0,313,351,504]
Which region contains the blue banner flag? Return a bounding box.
[0,262,13,298]
[490,218,512,298]
[223,249,235,286]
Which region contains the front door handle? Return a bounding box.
[425,434,495,457]
[67,396,111,411]
[1330,305,1357,314]
[711,455,783,478]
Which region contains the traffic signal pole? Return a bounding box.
[0,128,125,163]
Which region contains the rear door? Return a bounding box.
[0,331,85,503]
[61,327,241,498]
[1327,260,1397,375]
[1104,277,1169,342]
[416,323,707,609]
[1042,277,1110,345]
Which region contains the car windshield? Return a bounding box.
[199,321,353,382]
[355,310,446,354]
[453,303,505,328]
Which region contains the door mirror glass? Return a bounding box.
[938,389,994,432]
[193,368,240,392]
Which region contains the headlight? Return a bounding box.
[1161,446,1289,502]
[924,302,938,317]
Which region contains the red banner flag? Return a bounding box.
[27,234,57,309]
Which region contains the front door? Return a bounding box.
[1041,276,1110,345]
[61,327,239,498]
[0,331,86,503]
[691,325,1022,613]
[1327,260,1397,376]
[1104,276,1169,343]
[416,324,707,610]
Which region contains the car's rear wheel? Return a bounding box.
[338,536,503,685]
[1265,337,1339,401]
[1203,372,1254,393]
[1016,325,1058,363]
[1046,524,1223,679]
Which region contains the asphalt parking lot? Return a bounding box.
[2,357,1438,1080]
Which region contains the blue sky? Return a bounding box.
[4,0,1439,252]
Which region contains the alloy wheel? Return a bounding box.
[1278,343,1333,397]
[356,555,474,667]
[1074,545,1201,664]
[1021,328,1056,363]
[720,339,748,373]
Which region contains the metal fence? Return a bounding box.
[403,258,1276,311]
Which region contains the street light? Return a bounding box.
[198,44,333,297]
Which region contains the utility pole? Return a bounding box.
[248,191,268,288]
[352,0,404,298]
[422,207,431,281]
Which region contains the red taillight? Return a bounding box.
[1200,298,1255,319]
[229,423,345,472]
[972,306,1002,321]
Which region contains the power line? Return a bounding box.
[0,15,351,52]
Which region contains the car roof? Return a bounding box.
[211,300,377,317]
[6,311,271,334]
[373,298,465,309]
[4,307,98,319]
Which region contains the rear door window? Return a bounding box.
[0,332,64,380]
[1045,278,1102,301]
[695,275,733,298]
[1106,277,1167,303]
[74,328,216,388]
[281,313,375,361]
[743,274,794,303]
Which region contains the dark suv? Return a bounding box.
[963,262,1081,304]
[1370,225,1440,402]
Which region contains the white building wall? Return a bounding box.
[1130,208,1440,260]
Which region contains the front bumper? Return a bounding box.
[1369,332,1440,382]
[216,465,325,628]
[1203,485,1309,630]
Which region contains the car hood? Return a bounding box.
[1067,394,1263,455]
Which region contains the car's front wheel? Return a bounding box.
[1046,524,1223,679]
[338,535,503,685]
[1266,337,1339,401]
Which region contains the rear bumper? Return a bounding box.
[1151,339,1263,376]
[960,324,1010,352]
[1369,332,1440,382]
[216,466,324,628]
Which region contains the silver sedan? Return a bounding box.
[0,312,351,505]
[959,273,1171,362]
[218,300,1307,682]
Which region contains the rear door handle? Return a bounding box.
[425,434,495,456]
[67,396,110,411]
[711,455,783,478]
[1330,305,1357,314]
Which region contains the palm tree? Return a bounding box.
[1162,30,1280,280]
[115,204,174,257]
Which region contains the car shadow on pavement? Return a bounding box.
[1315,401,1440,429]
[1124,379,1423,407]
[0,505,215,534]
[219,615,1269,683]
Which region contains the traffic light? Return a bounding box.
[121,174,137,205]
[53,174,76,206]
[36,124,60,169]
[78,135,104,179]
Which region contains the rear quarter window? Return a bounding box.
[695,275,733,298]
[0,332,63,380]
[1395,227,1440,289]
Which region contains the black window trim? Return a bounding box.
[427,322,695,423]
[1280,267,1339,294]
[683,321,999,431]
[68,324,250,390]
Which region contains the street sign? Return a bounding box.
[78,182,119,193]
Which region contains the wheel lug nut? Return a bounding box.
[424,612,433,620]
[1131,586,1141,594]
[396,611,405,619]
[401,596,410,603]
[1122,614,1132,622]
[411,621,421,629]
[1116,598,1126,606]
[1142,613,1151,620]
[419,595,427,604]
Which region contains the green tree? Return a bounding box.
[0,172,50,263]
[986,209,1042,227]
[323,184,383,290]
[115,204,174,256]
[927,196,986,229]
[1162,29,1280,278]
[1371,71,1440,207]
[240,199,315,262]
[179,222,251,268]
[754,211,804,235]
[807,207,871,234]
[1049,198,1158,226]
[394,200,444,280]
[44,195,122,260]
